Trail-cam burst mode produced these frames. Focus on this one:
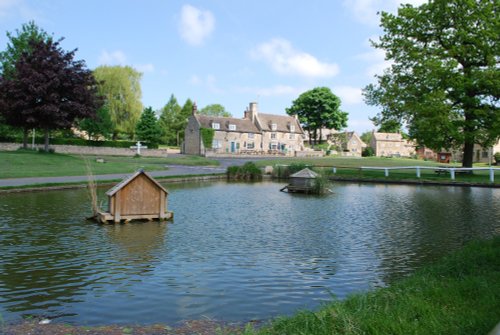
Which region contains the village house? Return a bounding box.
[183,102,305,156]
[370,131,416,157]
[327,131,366,157]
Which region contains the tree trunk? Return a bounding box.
[22,128,28,149]
[44,129,50,152]
[319,128,323,144]
[462,139,474,168]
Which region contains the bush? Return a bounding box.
[227,162,262,181]
[494,152,500,165]
[362,147,375,157]
[272,163,309,179]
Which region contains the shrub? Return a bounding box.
[362,147,375,157]
[227,162,262,181]
[494,152,500,165]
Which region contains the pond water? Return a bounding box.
[0,181,499,325]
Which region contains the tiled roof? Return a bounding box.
[290,168,318,179]
[257,113,304,134]
[195,114,260,133]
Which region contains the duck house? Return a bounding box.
[280,168,319,193]
[96,170,173,223]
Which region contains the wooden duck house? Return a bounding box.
[96,170,173,223]
[280,168,319,193]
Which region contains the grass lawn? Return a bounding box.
[253,156,500,185]
[0,150,219,179]
[244,237,500,335]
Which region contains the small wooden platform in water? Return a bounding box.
[95,210,173,224]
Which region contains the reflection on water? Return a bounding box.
[0,181,498,325]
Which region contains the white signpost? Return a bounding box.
[130,141,147,155]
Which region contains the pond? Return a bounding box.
[0,181,499,325]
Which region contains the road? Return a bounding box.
[0,157,273,188]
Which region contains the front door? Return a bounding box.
[230,141,236,153]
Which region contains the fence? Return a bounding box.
[355,166,500,183]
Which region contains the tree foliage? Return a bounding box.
[199,103,232,117]
[286,87,348,145]
[78,105,113,140]
[0,21,51,79]
[135,106,162,146]
[93,65,143,139]
[364,0,499,167]
[0,38,101,151]
[158,95,193,146]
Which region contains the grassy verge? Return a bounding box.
[0,150,219,178]
[256,157,499,185]
[245,237,500,335]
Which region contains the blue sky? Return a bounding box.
[0,0,425,134]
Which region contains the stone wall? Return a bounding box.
[0,142,177,157]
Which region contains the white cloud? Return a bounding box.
[343,0,428,25]
[251,38,339,78]
[136,63,155,73]
[236,85,305,97]
[98,50,127,66]
[356,36,393,78]
[179,4,215,46]
[333,86,363,105]
[0,0,43,20]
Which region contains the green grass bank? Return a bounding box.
[0,150,218,178]
[244,237,500,335]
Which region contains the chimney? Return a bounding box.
[192,102,197,115]
[244,107,249,120]
[249,102,258,123]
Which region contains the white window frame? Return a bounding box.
[271,123,277,131]
[290,125,295,132]
[229,124,236,131]
[271,132,277,139]
[212,122,220,130]
[248,133,254,139]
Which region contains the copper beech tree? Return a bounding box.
[0,38,101,151]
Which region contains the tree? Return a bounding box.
[135,106,162,146]
[93,66,143,139]
[78,105,113,140]
[0,38,101,151]
[199,103,232,117]
[363,0,499,167]
[360,131,373,146]
[286,87,348,145]
[177,98,194,144]
[0,21,51,79]
[158,94,181,145]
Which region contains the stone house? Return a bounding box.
[327,131,366,157]
[370,131,416,157]
[183,102,305,156]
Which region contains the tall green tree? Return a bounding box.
[93,65,143,139]
[0,39,101,151]
[199,103,232,117]
[286,87,348,145]
[0,21,51,79]
[135,106,162,146]
[158,94,182,146]
[364,0,499,167]
[78,105,113,140]
[177,98,194,144]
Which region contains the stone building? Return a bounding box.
[183,102,305,156]
[328,131,366,157]
[370,131,416,157]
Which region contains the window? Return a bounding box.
[289,133,295,139]
[247,142,255,149]
[212,122,220,130]
[212,139,222,149]
[229,124,236,131]
[290,125,295,132]
[271,133,277,139]
[482,150,489,158]
[271,123,277,131]
[270,143,278,150]
[248,133,254,139]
